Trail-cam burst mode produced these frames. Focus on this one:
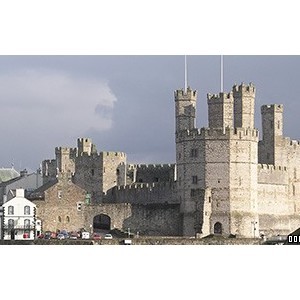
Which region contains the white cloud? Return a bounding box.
[0,69,117,140]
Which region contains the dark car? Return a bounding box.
[44,231,52,239]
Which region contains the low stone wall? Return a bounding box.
[0,237,264,245]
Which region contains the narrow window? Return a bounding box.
[77,202,82,211]
[24,205,30,215]
[66,216,70,223]
[192,176,198,184]
[277,121,280,129]
[8,206,14,215]
[293,185,296,196]
[58,191,62,199]
[24,219,30,229]
[58,216,61,222]
[8,219,14,230]
[190,148,198,158]
[91,169,95,176]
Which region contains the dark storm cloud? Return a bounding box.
[1,55,300,170]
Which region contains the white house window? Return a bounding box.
[8,219,14,230]
[24,219,30,229]
[8,206,14,215]
[24,206,30,215]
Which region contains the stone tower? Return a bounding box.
[77,137,97,156]
[233,82,255,128]
[176,82,259,238]
[207,92,234,129]
[258,104,284,165]
[55,147,76,175]
[174,87,197,133]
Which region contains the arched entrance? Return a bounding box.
[93,214,111,232]
[214,222,222,235]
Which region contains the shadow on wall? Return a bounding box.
[121,203,182,237]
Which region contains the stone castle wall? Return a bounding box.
[105,181,178,204]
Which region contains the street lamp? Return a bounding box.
[251,221,257,239]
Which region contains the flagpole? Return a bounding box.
[221,55,224,92]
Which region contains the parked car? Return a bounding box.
[44,231,52,239]
[59,229,69,239]
[104,233,113,239]
[57,233,65,240]
[81,232,90,239]
[69,232,78,239]
[92,232,101,240]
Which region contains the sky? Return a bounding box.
[1,55,300,171]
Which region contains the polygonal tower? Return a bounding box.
[174,87,197,133]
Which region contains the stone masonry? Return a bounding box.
[32,81,300,239]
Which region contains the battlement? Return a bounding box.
[258,164,287,172]
[77,152,101,158]
[101,151,127,158]
[55,147,77,154]
[43,159,56,164]
[258,163,289,186]
[207,92,233,102]
[174,87,197,100]
[232,82,256,94]
[134,164,175,170]
[116,181,176,191]
[77,137,92,144]
[177,127,259,140]
[261,104,284,114]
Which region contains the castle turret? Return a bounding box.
[174,87,197,133]
[233,83,255,128]
[55,147,76,175]
[207,92,234,128]
[258,104,284,165]
[77,137,97,156]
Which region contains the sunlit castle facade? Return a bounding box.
[175,82,300,238]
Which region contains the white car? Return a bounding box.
[104,233,113,239]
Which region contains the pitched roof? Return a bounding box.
[27,179,58,200]
[0,168,20,183]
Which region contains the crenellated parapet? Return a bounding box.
[232,82,256,94]
[258,164,287,171]
[106,181,178,204]
[174,87,197,101]
[176,127,259,141]
[207,92,233,102]
[258,163,289,185]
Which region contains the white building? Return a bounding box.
[2,189,36,240]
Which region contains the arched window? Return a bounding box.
[24,205,30,215]
[8,206,14,215]
[66,216,70,223]
[214,222,222,235]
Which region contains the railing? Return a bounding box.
[2,225,35,230]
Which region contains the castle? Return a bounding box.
[28,82,300,238]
